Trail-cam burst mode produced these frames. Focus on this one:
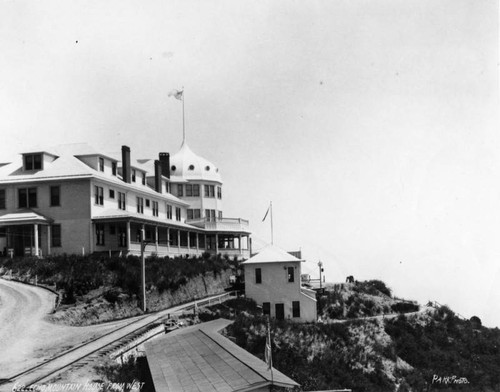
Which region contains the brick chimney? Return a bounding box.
[121,145,131,184]
[154,160,162,193]
[159,152,170,179]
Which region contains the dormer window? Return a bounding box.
[112,162,117,176]
[98,157,104,172]
[132,169,136,182]
[24,154,42,171]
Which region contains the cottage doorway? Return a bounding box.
[275,303,284,320]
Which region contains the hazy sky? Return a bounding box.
[1,0,499,326]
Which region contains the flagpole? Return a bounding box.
[270,201,274,245]
[268,316,274,387]
[182,86,186,144]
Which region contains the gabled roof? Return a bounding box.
[241,244,304,265]
[144,319,299,392]
[0,153,94,183]
[0,210,53,226]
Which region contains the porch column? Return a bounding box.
[187,231,190,249]
[34,224,39,258]
[215,233,218,255]
[177,230,181,252]
[238,234,242,253]
[47,225,51,256]
[196,233,199,251]
[90,222,94,254]
[167,227,170,253]
[126,221,131,253]
[155,226,158,253]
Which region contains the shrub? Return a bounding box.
[391,302,419,313]
[366,280,392,297]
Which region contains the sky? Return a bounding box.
[0,0,499,326]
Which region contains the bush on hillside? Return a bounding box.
[0,253,236,301]
[391,302,419,313]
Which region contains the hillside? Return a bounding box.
[0,253,237,325]
[196,281,500,392]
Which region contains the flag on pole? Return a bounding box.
[168,89,184,100]
[265,319,272,370]
[262,205,270,222]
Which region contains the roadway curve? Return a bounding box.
[0,279,56,377]
[0,279,132,380]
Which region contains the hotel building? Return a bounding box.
[0,142,250,259]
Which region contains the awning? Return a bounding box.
[0,211,53,226]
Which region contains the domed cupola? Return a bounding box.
[169,142,222,183]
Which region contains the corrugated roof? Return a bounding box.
[241,244,304,264]
[145,319,299,392]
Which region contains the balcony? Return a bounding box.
[186,217,250,233]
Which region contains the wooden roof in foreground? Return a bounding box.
[144,318,299,392]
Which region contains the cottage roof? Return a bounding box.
[241,244,304,264]
[144,318,299,392]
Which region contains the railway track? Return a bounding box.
[2,291,236,391]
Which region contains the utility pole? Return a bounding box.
[318,261,323,290]
[141,226,146,312]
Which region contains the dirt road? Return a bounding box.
[0,279,131,379]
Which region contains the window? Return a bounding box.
[19,188,37,208]
[166,204,173,219]
[204,185,215,197]
[119,227,127,247]
[205,209,216,222]
[96,224,105,245]
[288,267,295,283]
[109,189,115,199]
[218,211,222,219]
[145,199,150,208]
[152,201,159,217]
[255,268,262,284]
[217,186,222,199]
[185,184,200,197]
[0,189,6,209]
[177,184,183,197]
[94,186,103,205]
[175,207,181,221]
[132,169,136,182]
[112,162,117,176]
[187,209,201,220]
[136,197,144,214]
[118,192,126,210]
[292,301,301,318]
[50,186,60,206]
[24,154,42,170]
[263,302,270,315]
[142,172,146,185]
[98,157,104,172]
[52,224,62,247]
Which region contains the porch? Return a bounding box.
[91,218,250,259]
[0,211,53,257]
